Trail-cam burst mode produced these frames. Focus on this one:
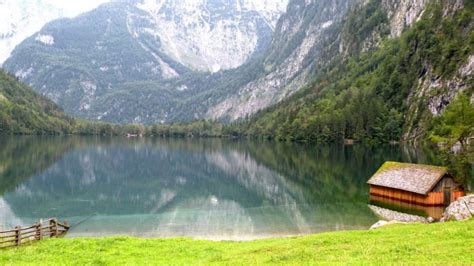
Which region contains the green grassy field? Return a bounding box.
[0,220,473,265]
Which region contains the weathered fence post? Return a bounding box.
[50,219,57,238]
[54,219,59,236]
[15,226,21,246]
[35,222,42,241]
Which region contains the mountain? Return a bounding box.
[4,0,288,121]
[242,0,473,143]
[208,0,359,120]
[3,0,472,144]
[134,0,288,72]
[0,69,73,134]
[83,0,363,124]
[0,0,109,64]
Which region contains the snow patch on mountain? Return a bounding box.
[239,0,289,29]
[14,67,34,79]
[321,20,333,29]
[35,34,55,45]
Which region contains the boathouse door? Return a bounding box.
[444,187,451,206]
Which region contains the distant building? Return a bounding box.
[368,162,465,206]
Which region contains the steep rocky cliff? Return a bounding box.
[241,0,472,142]
[208,0,357,120]
[209,0,436,121]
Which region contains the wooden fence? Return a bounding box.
[0,218,69,248]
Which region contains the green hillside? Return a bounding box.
[0,69,74,134]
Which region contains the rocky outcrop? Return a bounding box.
[441,195,474,222]
[370,220,404,230]
[368,205,430,224]
[403,55,473,142]
[208,0,358,120]
[382,0,427,38]
[209,0,443,121]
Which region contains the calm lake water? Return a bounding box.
[0,136,456,240]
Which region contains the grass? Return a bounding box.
[0,220,473,265]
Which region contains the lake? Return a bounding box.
[0,136,455,240]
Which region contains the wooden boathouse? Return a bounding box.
[367,162,465,206]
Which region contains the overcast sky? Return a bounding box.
[42,0,111,16]
[0,0,112,63]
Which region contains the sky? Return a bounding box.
[0,0,111,63]
[40,0,111,16]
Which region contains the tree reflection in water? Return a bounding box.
[0,137,458,239]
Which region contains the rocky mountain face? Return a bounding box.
[4,0,287,121]
[209,0,435,121]
[3,0,471,132]
[134,0,288,72]
[242,0,472,143]
[208,0,356,120]
[400,0,473,141]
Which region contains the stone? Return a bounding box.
[370,220,403,230]
[368,205,428,223]
[370,220,387,230]
[441,195,474,222]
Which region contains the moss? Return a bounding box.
[375,161,447,175]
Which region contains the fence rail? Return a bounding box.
[0,218,69,248]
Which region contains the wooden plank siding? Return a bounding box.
[452,191,466,202]
[369,185,465,206]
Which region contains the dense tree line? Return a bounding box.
[0,70,75,135]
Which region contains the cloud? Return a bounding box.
[42,0,111,17]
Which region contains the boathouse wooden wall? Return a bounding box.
[431,176,457,192]
[369,185,465,206]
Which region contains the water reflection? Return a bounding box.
[0,137,451,239]
[369,195,445,220]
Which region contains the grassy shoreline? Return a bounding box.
[0,220,472,265]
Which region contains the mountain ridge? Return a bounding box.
[4,0,287,122]
[2,0,472,144]
[0,0,110,64]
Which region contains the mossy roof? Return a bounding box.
[367,161,448,195]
